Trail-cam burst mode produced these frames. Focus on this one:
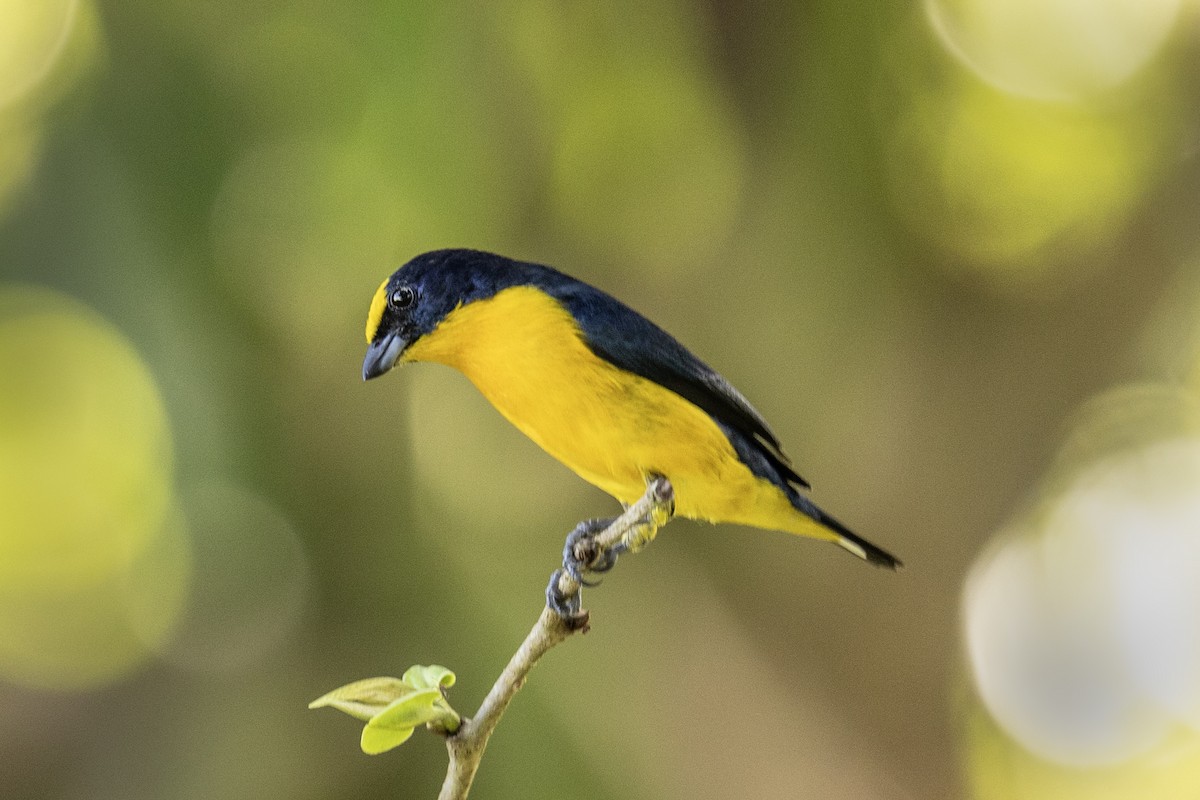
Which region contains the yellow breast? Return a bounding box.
[402,285,814,535]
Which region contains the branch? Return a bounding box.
[437,477,675,800]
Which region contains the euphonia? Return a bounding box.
[363,249,900,571]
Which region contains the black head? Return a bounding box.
[362,249,533,380]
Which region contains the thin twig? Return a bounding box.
[436,478,675,800]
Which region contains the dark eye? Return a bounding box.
[390,286,416,309]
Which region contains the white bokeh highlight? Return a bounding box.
[926,0,1182,102]
[965,437,1200,764]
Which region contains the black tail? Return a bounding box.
[817,508,903,569]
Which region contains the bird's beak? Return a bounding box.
[362,330,407,380]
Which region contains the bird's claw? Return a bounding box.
[545,569,588,628]
[562,517,616,586]
[548,517,616,624]
[547,478,675,624]
[587,546,620,575]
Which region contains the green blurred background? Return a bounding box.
[3,1,1200,798]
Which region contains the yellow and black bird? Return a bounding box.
[363,249,900,579]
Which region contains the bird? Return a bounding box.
[362,248,901,576]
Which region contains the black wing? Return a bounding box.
[547,279,810,490]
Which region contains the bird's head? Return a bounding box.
[362,249,515,380]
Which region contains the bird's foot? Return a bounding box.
[562,517,618,586]
[544,573,580,623]
[546,477,675,624]
[545,517,616,625]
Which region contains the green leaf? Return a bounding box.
[360,721,416,754]
[401,664,456,691]
[310,666,461,754]
[371,689,444,728]
[359,689,462,755]
[308,676,411,721]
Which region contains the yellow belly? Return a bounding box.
[402,286,832,541]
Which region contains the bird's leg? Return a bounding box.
[610,513,660,557]
[611,474,675,556]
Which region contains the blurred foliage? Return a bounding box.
[1,1,1199,799]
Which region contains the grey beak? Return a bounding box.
[362,330,407,380]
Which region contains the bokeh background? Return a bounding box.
[3,1,1200,798]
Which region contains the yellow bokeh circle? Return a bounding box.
[885,78,1165,280]
[0,0,78,111]
[0,286,185,689]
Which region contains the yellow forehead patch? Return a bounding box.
[365,278,390,343]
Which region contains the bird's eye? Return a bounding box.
[390,286,416,309]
